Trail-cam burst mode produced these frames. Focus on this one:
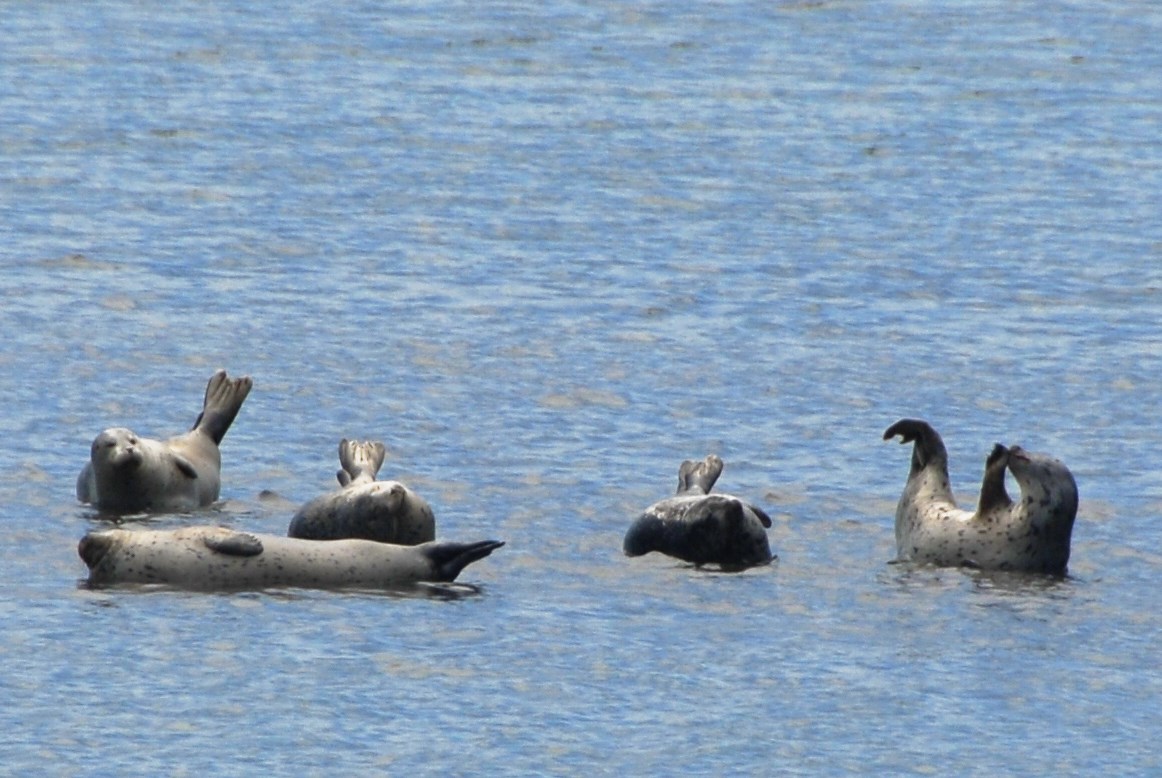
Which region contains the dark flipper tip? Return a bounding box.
[426,539,506,582]
[883,418,934,443]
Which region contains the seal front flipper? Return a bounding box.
[173,454,199,480]
[976,444,1012,514]
[190,369,253,446]
[751,504,773,529]
[420,539,505,582]
[202,530,264,557]
[76,463,93,502]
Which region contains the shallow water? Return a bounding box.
[2,1,1161,774]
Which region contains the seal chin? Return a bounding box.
[110,446,144,469]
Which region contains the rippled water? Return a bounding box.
[3,1,1161,774]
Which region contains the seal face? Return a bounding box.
[883,418,1079,574]
[76,370,252,514]
[78,526,504,591]
[287,439,436,545]
[624,454,774,571]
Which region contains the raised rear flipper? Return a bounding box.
[336,439,386,487]
[191,370,253,445]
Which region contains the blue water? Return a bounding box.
[3,1,1161,774]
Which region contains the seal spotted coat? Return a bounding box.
[624,454,773,570]
[883,418,1078,574]
[78,526,504,591]
[76,370,253,513]
[287,439,435,545]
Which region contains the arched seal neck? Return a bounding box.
[336,439,386,487]
[1007,446,1079,515]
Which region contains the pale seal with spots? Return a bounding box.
[624,454,774,570]
[287,439,435,545]
[884,418,1079,574]
[78,526,505,591]
[76,370,253,513]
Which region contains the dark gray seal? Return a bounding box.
[624,454,774,570]
[78,526,504,591]
[76,370,253,513]
[287,439,436,545]
[884,418,1079,574]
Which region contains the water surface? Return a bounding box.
[2,1,1160,774]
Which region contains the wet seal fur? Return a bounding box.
[78,526,504,591]
[884,418,1079,574]
[287,439,435,545]
[624,454,774,570]
[76,370,253,513]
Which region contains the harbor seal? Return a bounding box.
[76,370,253,513]
[287,439,436,545]
[78,526,505,591]
[623,454,774,570]
[883,418,1079,574]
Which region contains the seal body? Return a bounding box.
[884,418,1078,574]
[77,370,252,513]
[78,526,504,591]
[624,455,773,570]
[287,439,435,545]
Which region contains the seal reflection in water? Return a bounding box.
[624,455,774,571]
[883,418,1079,574]
[76,370,253,513]
[78,526,504,591]
[287,439,436,545]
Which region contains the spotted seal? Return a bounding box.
[78,526,504,590]
[883,418,1078,574]
[623,454,774,570]
[287,439,436,545]
[76,370,253,513]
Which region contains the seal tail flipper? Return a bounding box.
[337,439,386,485]
[883,418,948,474]
[191,370,253,445]
[883,418,938,445]
[677,454,724,495]
[422,539,505,582]
[977,444,1013,514]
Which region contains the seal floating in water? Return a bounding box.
[76,370,253,513]
[624,454,774,570]
[78,526,504,591]
[287,439,436,545]
[883,418,1078,574]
